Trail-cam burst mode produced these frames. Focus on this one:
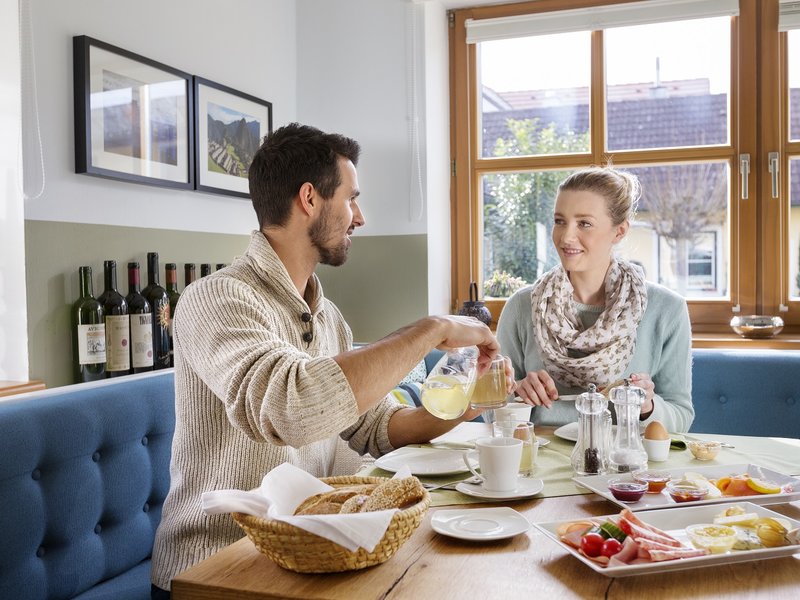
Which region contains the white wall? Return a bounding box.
[22,0,297,235]
[0,0,28,380]
[296,0,428,237]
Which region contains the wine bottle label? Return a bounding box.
[77,323,106,364]
[105,314,131,372]
[130,313,154,368]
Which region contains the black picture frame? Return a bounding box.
[73,35,194,190]
[193,76,272,198]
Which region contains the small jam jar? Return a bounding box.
[632,470,672,493]
[607,478,648,503]
[666,479,709,503]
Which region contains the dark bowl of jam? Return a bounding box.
[607,478,648,503]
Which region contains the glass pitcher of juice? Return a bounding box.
[420,347,479,420]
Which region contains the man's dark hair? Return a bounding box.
[248,123,361,228]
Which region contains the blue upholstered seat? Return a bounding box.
[689,348,800,437]
[0,371,175,600]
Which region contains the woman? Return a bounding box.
[496,167,693,433]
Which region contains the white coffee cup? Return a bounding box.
[463,436,523,492]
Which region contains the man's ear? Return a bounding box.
[298,182,316,216]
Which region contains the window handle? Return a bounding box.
[739,154,750,200]
[769,152,780,199]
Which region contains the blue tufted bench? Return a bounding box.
[689,348,800,438]
[0,371,175,600]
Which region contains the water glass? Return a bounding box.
[493,421,537,477]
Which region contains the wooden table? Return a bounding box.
[172,490,800,599]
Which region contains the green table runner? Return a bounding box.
[359,429,800,507]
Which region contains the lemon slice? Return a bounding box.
[746,477,782,494]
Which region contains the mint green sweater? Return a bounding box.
[496,282,694,433]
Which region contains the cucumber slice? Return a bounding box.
[599,521,627,542]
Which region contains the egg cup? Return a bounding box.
[643,437,671,462]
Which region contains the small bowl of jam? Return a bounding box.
[607,478,648,503]
[666,479,709,503]
[632,470,672,493]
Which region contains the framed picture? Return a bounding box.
[193,76,272,198]
[73,36,194,189]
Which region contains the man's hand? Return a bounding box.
[432,315,500,374]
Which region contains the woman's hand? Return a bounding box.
[629,373,655,417]
[514,369,558,409]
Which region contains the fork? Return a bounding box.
[423,475,481,492]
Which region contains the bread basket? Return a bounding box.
[232,475,430,573]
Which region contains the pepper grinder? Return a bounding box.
[571,384,609,475]
[608,380,649,473]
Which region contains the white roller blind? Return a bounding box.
[465,0,740,44]
[779,0,800,31]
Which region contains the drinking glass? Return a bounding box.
[493,421,537,477]
[470,355,508,409]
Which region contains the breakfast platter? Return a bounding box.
[534,501,800,577]
[573,463,800,511]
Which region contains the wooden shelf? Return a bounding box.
[0,380,46,398]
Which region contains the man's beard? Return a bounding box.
[309,207,349,267]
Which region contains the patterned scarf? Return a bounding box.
[530,259,648,388]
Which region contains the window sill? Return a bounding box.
[692,332,800,349]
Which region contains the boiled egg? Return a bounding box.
[644,420,669,440]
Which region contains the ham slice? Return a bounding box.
[647,546,710,561]
[608,536,640,566]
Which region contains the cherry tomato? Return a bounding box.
[580,532,605,557]
[601,538,623,557]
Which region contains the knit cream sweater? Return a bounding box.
[151,231,403,589]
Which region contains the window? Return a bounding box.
[450,0,799,336]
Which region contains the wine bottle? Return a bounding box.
[216,263,227,270]
[184,263,197,288]
[200,263,211,277]
[126,262,154,373]
[165,263,181,368]
[142,252,171,370]
[98,260,130,377]
[72,266,106,383]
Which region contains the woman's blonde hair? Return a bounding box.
[557,166,641,226]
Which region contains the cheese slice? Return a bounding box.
[714,512,760,527]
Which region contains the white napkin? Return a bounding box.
[202,462,412,552]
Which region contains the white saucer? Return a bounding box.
[431,507,530,541]
[455,477,544,500]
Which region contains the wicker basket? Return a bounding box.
[232,475,431,573]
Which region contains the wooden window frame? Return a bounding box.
[447,0,800,342]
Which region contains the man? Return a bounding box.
[150,123,499,597]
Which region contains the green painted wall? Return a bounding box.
[317,234,429,343]
[24,221,428,388]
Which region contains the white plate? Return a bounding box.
[554,422,628,443]
[573,463,800,511]
[431,507,530,541]
[455,477,544,500]
[374,447,477,476]
[554,422,579,442]
[534,501,800,577]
